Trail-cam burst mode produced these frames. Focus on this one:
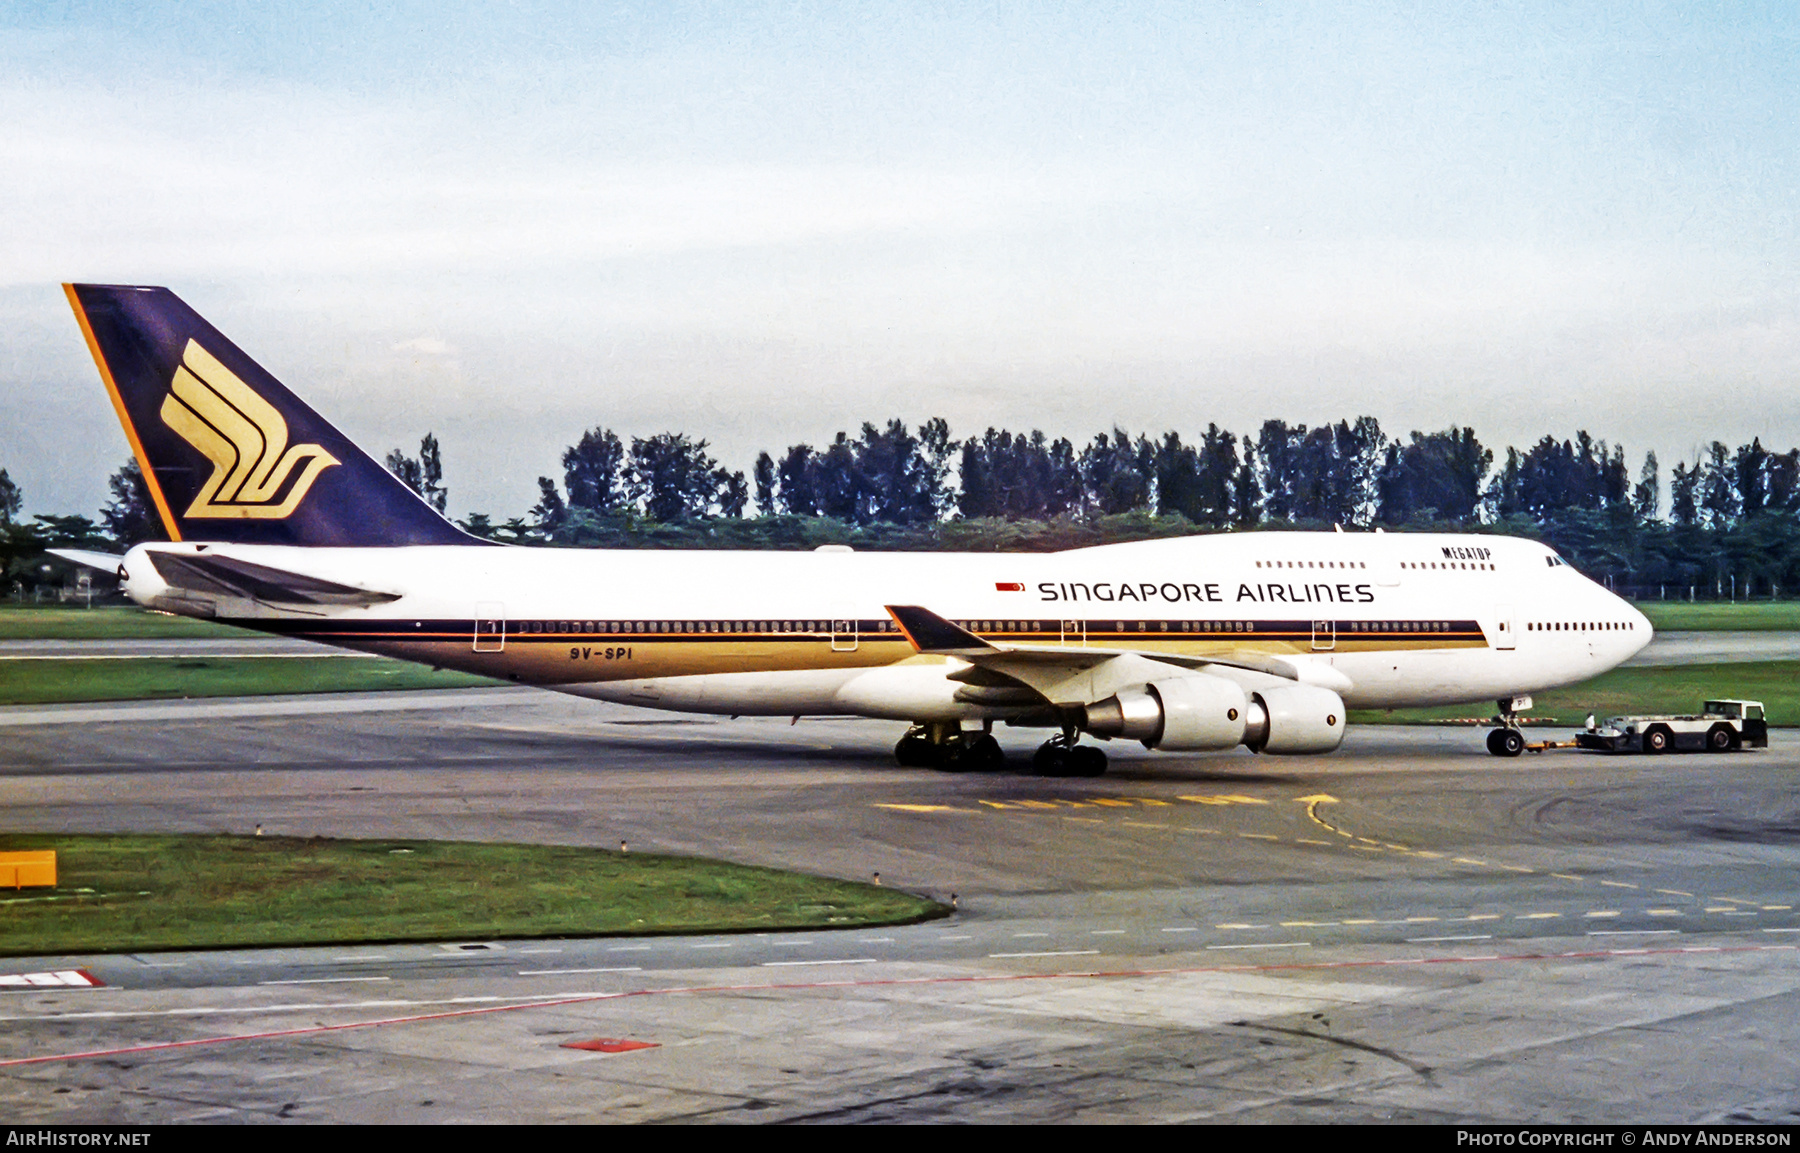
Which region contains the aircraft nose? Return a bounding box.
[1622,597,1654,658]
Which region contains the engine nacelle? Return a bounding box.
[1085,674,1249,751]
[1243,684,1345,754]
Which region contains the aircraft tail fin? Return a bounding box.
[65,284,479,547]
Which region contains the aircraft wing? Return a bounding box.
[884,604,1353,707]
[144,550,401,607]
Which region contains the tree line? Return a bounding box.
[6,417,1800,600]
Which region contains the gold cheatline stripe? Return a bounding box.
[63,285,182,542]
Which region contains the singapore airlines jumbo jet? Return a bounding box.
[56,284,1652,775]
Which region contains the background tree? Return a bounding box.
[1078,429,1153,515]
[99,459,163,545]
[1377,427,1491,525]
[562,428,629,514]
[0,468,20,525]
[385,433,447,513]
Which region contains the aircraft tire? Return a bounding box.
[1485,729,1505,755]
[1032,744,1070,777]
[1070,746,1107,777]
[966,734,1005,771]
[894,735,933,768]
[1496,729,1525,757]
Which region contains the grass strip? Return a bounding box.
[1637,602,1800,631]
[0,606,240,640]
[0,656,498,705]
[0,834,947,956]
[1351,660,1800,727]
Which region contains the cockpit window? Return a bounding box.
[1544,553,1568,567]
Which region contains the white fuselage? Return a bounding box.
[120,530,1651,723]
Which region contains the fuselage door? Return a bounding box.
[474,602,506,653]
[831,605,858,652]
[1060,619,1086,647]
[1494,603,1516,651]
[1311,619,1336,651]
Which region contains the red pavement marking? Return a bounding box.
[1,942,1793,1069]
[561,1038,660,1053]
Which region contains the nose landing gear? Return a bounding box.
[1485,695,1532,757]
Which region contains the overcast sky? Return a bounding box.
[3,1,1798,519]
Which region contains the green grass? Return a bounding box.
[1351,660,1800,727]
[0,605,243,640]
[0,656,499,705]
[1637,602,1800,631]
[0,834,947,956]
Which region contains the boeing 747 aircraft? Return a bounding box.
[55,284,1653,775]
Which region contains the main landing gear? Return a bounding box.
[895,722,1005,772]
[893,722,1109,776]
[1032,730,1108,778]
[1484,695,1530,758]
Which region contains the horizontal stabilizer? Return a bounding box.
[145,550,400,606]
[46,548,126,574]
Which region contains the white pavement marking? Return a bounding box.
[517,967,641,976]
[761,958,878,967]
[258,977,392,986]
[609,946,653,952]
[1407,934,1493,943]
[1206,942,1310,950]
[1587,930,1680,936]
[1091,930,1126,935]
[987,950,1100,959]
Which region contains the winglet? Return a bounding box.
[885,605,1002,656]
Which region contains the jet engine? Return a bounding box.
[1241,683,1345,754]
[1084,675,1345,754]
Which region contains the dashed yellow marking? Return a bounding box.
[1342,919,1377,925]
[1123,797,1172,807]
[1012,800,1061,810]
[1062,817,1104,825]
[874,804,960,813]
[1499,865,1536,874]
[1280,921,1322,927]
[1600,880,1638,889]
[1453,858,1488,866]
[1412,851,1444,859]
[1088,798,1135,808]
[1297,839,1331,846]
[1179,794,1268,806]
[1764,905,1792,911]
[1216,923,1255,929]
[1055,800,1097,809]
[1655,889,1694,897]
[1705,906,1742,914]
[1708,897,1754,906]
[1119,821,1169,830]
[1404,916,1439,923]
[1551,873,1583,881]
[1586,911,1621,918]
[1238,833,1279,841]
[1647,909,1681,916]
[1351,845,1385,852]
[1465,914,1501,922]
[976,801,1016,809]
[1518,913,1560,920]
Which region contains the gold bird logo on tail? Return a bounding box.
[159,340,340,519]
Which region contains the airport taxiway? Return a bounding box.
[2,689,1799,1123]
